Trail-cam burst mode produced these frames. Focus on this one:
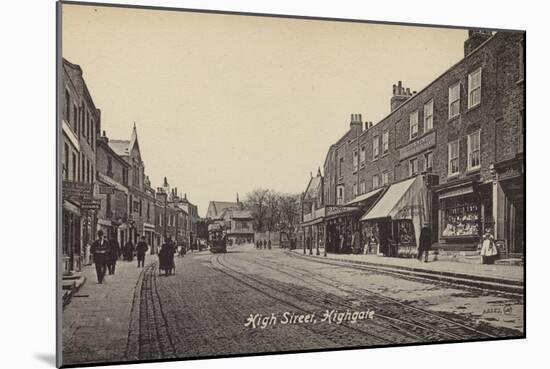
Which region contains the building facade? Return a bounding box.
[301,30,525,260]
[61,58,101,272]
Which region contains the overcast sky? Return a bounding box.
[62,4,466,217]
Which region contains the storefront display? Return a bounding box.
[441,194,480,238]
[396,220,415,244]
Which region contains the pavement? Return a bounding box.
[289,248,524,294]
[61,256,154,366]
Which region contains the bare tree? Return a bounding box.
[279,193,301,235]
[244,188,270,232]
[266,190,282,231]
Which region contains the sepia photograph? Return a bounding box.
[57,1,525,367]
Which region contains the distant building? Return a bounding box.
[206,198,254,245]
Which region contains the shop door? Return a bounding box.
[509,195,524,255]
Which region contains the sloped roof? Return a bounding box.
[304,175,322,200]
[206,201,239,218]
[108,139,131,157]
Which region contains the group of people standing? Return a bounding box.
[255,239,271,250]
[89,230,150,284]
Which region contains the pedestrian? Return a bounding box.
[480,229,498,264]
[268,239,272,250]
[124,239,134,262]
[159,236,176,276]
[136,235,149,268]
[107,236,121,274]
[417,224,432,263]
[90,230,109,284]
[263,240,267,249]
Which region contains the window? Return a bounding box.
[86,159,90,183]
[336,185,344,205]
[107,156,113,176]
[63,143,69,179]
[73,104,78,133]
[360,146,366,166]
[139,199,143,216]
[65,89,70,123]
[409,158,418,177]
[449,83,460,118]
[409,111,419,140]
[339,157,344,178]
[382,131,389,154]
[133,200,140,214]
[72,152,77,181]
[353,151,358,172]
[106,194,112,216]
[467,131,481,170]
[425,151,433,171]
[448,140,460,176]
[360,181,366,194]
[468,68,481,108]
[382,171,389,186]
[353,183,358,197]
[373,136,379,160]
[372,174,380,189]
[147,202,151,220]
[424,100,433,131]
[81,155,85,182]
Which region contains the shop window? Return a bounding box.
[382,131,389,154]
[409,158,418,177]
[409,111,419,140]
[449,83,460,118]
[467,131,481,170]
[397,220,415,245]
[441,194,480,238]
[373,136,379,160]
[468,68,482,108]
[448,140,459,176]
[424,99,433,131]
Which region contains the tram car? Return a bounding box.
[208,223,227,253]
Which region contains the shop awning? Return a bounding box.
[345,187,384,206]
[360,176,427,222]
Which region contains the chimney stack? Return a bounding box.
[390,80,413,112]
[464,29,492,57]
[350,113,363,136]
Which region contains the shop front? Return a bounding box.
[360,176,429,257]
[62,200,82,273]
[493,156,525,257]
[434,176,488,253]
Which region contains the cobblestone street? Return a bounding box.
[62,245,523,366]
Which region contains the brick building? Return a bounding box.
[95,131,130,246]
[61,58,101,272]
[301,30,525,259]
[108,124,157,247]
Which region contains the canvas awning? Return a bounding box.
[345,187,384,206]
[360,176,429,246]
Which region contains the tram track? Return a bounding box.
[211,253,401,346]
[225,251,501,341]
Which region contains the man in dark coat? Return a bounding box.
[90,230,109,284]
[106,237,121,275]
[124,240,135,262]
[417,225,432,263]
[136,236,149,268]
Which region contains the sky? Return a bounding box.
[62,4,466,217]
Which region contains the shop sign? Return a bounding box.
[497,165,522,181]
[80,200,101,210]
[325,205,358,217]
[439,186,473,200]
[63,181,93,202]
[99,184,116,195]
[399,131,436,160]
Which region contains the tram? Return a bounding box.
[208,223,227,253]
